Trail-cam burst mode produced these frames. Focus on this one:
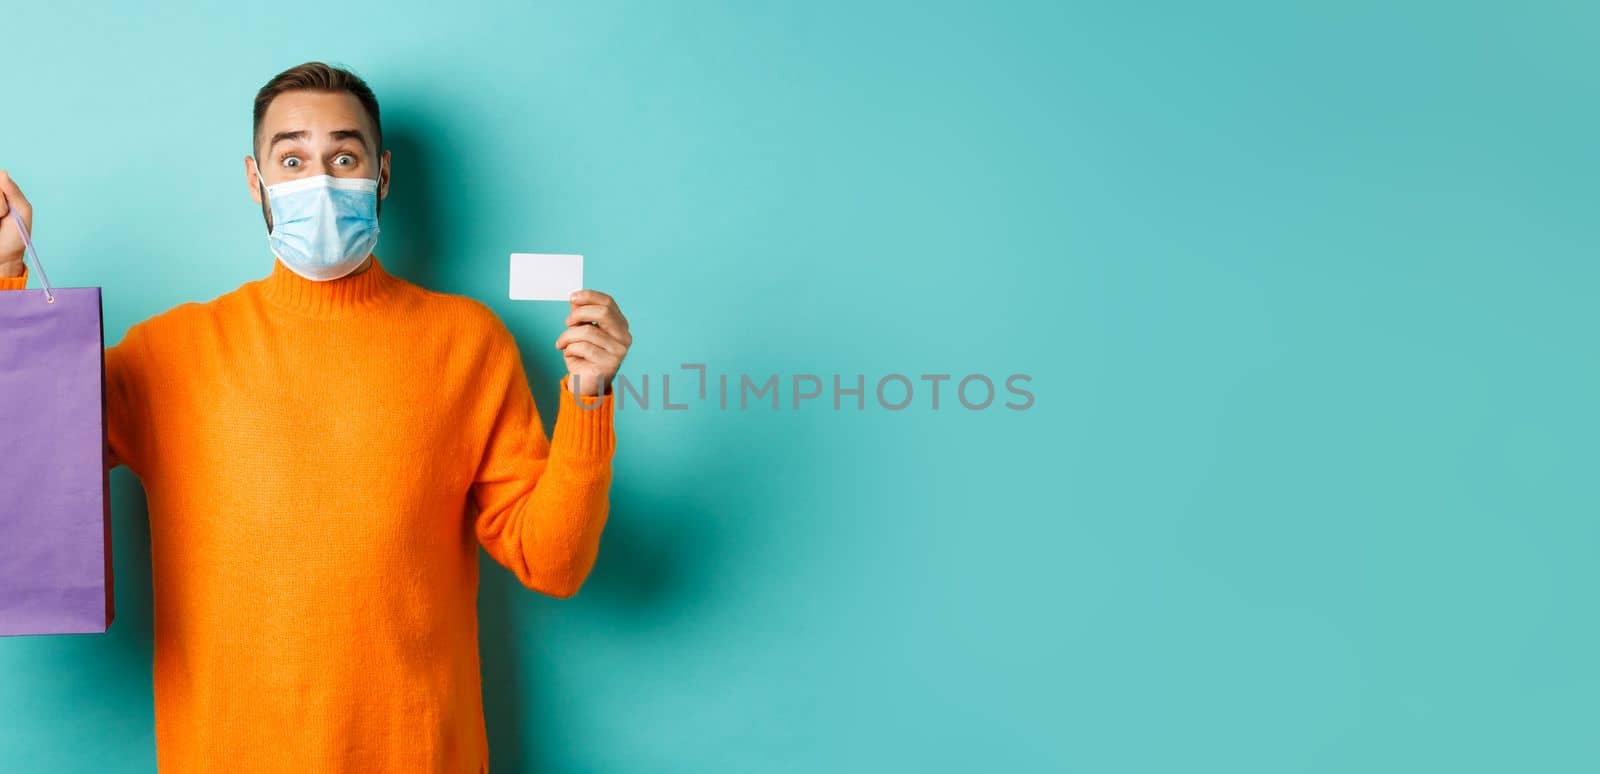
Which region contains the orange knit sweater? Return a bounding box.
[1,253,615,773]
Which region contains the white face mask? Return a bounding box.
[257,162,382,281]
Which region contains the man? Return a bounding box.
[0,62,632,772]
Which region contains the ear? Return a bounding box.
[245,156,265,206]
[378,150,392,200]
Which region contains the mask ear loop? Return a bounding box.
[254,157,271,200]
[254,157,278,242]
[7,209,54,304]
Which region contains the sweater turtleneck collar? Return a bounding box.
[256,252,403,318]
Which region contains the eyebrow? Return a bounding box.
[266,128,370,154]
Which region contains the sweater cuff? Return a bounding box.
[0,263,26,290]
[551,374,616,460]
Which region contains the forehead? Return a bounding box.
[259,90,376,147]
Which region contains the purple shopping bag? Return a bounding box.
[0,212,114,636]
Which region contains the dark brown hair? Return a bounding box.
[252,62,382,157]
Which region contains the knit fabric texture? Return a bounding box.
[2,253,616,773]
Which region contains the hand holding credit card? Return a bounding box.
[508,252,634,397]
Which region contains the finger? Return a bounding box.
[564,304,629,333]
[564,305,630,349]
[561,340,618,366]
[555,324,623,354]
[0,170,31,227]
[568,289,616,310]
[557,327,623,356]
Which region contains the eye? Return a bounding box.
[281,156,301,169]
[333,154,356,167]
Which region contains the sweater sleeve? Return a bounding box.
[4,264,151,476]
[0,263,25,290]
[471,337,616,598]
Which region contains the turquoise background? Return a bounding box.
[2,1,1596,771]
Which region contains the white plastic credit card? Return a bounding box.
[509,253,584,301]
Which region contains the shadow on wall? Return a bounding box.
[103,471,158,766]
[371,113,446,291]
[379,109,720,771]
[476,485,717,772]
[477,310,739,769]
[109,471,156,649]
[474,380,810,770]
[378,108,800,772]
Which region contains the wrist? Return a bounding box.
[0,258,23,278]
[566,373,613,397]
